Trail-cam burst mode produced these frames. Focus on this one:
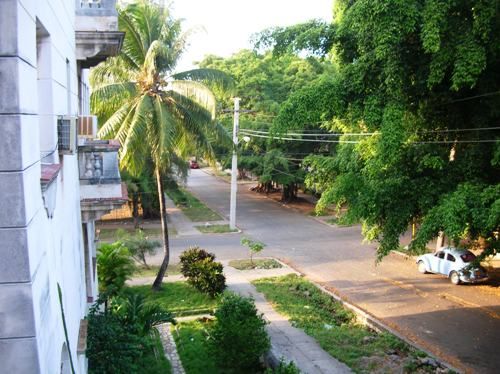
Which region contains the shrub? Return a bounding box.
[118,229,160,268]
[179,246,215,278]
[87,306,146,373]
[189,258,226,297]
[211,293,270,372]
[97,242,136,298]
[179,247,225,297]
[265,359,301,374]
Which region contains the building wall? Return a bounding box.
[0,0,89,372]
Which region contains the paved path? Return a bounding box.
[156,169,500,374]
[225,265,352,374]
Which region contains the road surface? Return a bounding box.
[166,169,500,373]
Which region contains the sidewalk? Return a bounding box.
[224,264,352,374]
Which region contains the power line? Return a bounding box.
[240,131,499,145]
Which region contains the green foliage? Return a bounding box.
[253,275,417,371]
[179,247,226,297]
[189,259,226,298]
[111,293,174,335]
[266,0,500,259]
[265,359,301,374]
[210,293,270,372]
[87,309,146,374]
[179,247,216,277]
[87,288,175,373]
[118,229,160,268]
[97,242,136,298]
[125,282,221,317]
[253,19,336,57]
[241,237,266,265]
[173,320,219,374]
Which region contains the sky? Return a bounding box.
[170,0,334,72]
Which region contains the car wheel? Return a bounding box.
[450,271,461,285]
[417,261,427,274]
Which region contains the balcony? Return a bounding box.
[75,0,124,68]
[78,139,127,221]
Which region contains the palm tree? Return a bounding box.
[90,0,230,290]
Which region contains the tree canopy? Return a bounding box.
[256,0,500,259]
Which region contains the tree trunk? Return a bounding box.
[152,168,170,291]
[132,192,139,228]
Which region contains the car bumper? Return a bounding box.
[459,275,488,283]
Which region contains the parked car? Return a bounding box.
[416,247,488,285]
[189,160,199,169]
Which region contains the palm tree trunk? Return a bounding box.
[152,167,170,290]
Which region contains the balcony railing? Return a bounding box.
[78,140,120,185]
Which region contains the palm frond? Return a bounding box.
[98,100,135,139]
[171,68,234,90]
[168,80,217,119]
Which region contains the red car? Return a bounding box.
[189,160,199,169]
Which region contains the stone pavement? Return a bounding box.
[156,323,185,374]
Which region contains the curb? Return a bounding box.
[280,261,462,373]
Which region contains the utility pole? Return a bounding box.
[229,97,240,230]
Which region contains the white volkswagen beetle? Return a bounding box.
[416,247,488,285]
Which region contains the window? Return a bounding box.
[460,251,476,263]
[436,251,445,259]
[447,254,456,262]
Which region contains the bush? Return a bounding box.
[179,246,215,278]
[189,258,226,297]
[211,293,270,372]
[87,307,146,373]
[265,359,301,374]
[118,229,160,268]
[179,247,225,297]
[97,242,136,298]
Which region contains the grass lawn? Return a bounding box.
[97,226,177,242]
[134,263,181,277]
[140,329,172,374]
[125,282,221,317]
[229,258,282,270]
[194,224,237,234]
[253,274,426,373]
[172,319,219,374]
[166,186,222,222]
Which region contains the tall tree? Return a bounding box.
[90,0,230,290]
[256,0,500,259]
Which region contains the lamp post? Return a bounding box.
[229,97,240,230]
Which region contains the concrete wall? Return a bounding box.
[0,0,89,372]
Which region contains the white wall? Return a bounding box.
[0,0,89,372]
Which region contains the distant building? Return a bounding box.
[0,0,125,372]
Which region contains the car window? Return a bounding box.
[436,252,445,259]
[460,251,476,263]
[447,254,456,262]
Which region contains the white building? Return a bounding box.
[0,0,125,372]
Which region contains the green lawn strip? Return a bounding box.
[253,274,421,373]
[98,227,177,242]
[229,258,282,270]
[125,282,220,317]
[172,320,219,374]
[134,263,181,277]
[140,329,172,374]
[194,224,237,234]
[166,186,222,222]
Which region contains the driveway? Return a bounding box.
[166,169,500,373]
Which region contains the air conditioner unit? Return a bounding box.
[78,115,98,138]
[57,116,78,154]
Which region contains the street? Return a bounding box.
[167,169,500,373]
